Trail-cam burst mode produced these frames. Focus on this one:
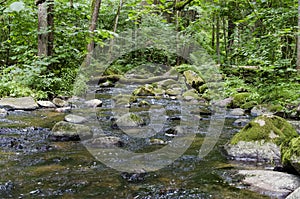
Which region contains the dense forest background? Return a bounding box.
[0,0,299,115]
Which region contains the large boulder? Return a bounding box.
[281,137,300,174]
[237,170,300,199]
[225,115,298,164]
[0,97,38,110]
[50,121,92,141]
[183,70,205,90]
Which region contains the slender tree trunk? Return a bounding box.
[47,0,54,57]
[222,16,227,62]
[297,0,300,70]
[70,0,73,8]
[108,0,123,60]
[86,0,102,65]
[37,0,54,58]
[38,1,48,56]
[212,14,215,49]
[216,15,221,65]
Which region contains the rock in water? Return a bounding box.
[37,100,56,108]
[115,113,144,127]
[225,115,298,164]
[238,170,300,198]
[64,114,87,124]
[183,70,205,89]
[0,108,8,117]
[84,99,102,108]
[0,97,38,110]
[52,98,68,107]
[50,121,92,141]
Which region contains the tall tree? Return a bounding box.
[297,0,300,71]
[36,0,54,58]
[86,0,102,65]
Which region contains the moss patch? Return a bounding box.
[281,137,300,173]
[231,92,251,108]
[230,115,298,145]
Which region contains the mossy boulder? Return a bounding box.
[115,113,144,127]
[132,84,155,96]
[231,92,251,108]
[281,137,300,174]
[231,115,297,145]
[50,121,92,141]
[226,115,298,163]
[182,89,200,101]
[183,70,205,90]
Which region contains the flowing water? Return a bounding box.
[0,86,270,198]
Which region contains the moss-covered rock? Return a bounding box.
[183,70,205,90]
[50,121,92,141]
[226,115,298,163]
[231,92,251,108]
[281,137,300,174]
[198,84,208,94]
[231,115,298,145]
[132,84,155,96]
[116,113,144,127]
[182,89,200,101]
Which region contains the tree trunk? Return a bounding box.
[37,0,54,58]
[86,0,102,65]
[297,0,300,70]
[108,0,123,60]
[47,0,54,57]
[38,2,48,56]
[216,15,220,65]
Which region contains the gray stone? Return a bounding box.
[55,107,71,113]
[0,108,8,117]
[214,97,233,107]
[64,114,87,124]
[238,170,300,199]
[225,141,281,163]
[165,87,182,96]
[286,186,300,199]
[51,121,92,141]
[37,100,56,108]
[233,119,250,127]
[229,108,245,116]
[251,106,273,117]
[52,98,68,107]
[84,99,102,108]
[0,97,38,110]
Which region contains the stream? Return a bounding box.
[0,85,273,198]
